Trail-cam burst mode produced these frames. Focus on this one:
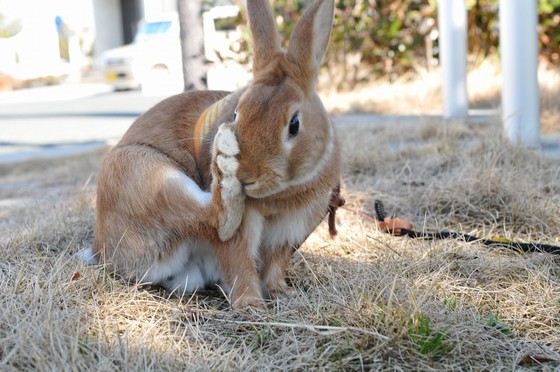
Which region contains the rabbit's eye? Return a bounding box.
[288,113,300,138]
[233,108,238,121]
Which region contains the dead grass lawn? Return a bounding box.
[1,117,559,370]
[322,60,560,134]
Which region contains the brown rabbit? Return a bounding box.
[90,0,341,309]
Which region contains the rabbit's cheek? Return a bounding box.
[244,181,276,199]
[244,177,288,199]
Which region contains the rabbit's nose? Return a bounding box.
[238,172,257,189]
[237,167,254,184]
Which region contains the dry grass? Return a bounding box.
[321,59,560,134]
[1,117,560,370]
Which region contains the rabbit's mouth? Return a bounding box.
[243,183,271,199]
[243,181,284,199]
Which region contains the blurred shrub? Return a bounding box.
[233,0,560,88]
[466,0,499,60]
[467,0,560,65]
[267,0,438,87]
[537,0,560,64]
[0,13,22,38]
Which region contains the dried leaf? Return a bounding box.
[518,354,558,366]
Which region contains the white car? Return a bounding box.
[100,13,183,93]
[100,7,250,94]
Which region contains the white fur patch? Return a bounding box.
[221,177,242,195]
[165,168,212,207]
[216,124,240,156]
[262,196,329,249]
[243,207,265,260]
[218,191,244,241]
[214,124,245,241]
[77,246,98,264]
[144,239,223,294]
[218,153,244,240]
[217,154,239,177]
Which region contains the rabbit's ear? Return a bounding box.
[247,0,282,73]
[286,0,334,81]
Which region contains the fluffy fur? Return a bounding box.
[93,0,341,309]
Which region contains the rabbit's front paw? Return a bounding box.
[214,123,245,241]
[216,123,240,157]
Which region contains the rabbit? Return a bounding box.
[91,0,342,309]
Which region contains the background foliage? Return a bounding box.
[0,13,22,38]
[234,0,560,88]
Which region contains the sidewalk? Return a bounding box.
[0,83,164,163]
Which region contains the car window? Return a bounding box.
[135,21,172,43]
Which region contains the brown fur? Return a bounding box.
[93,0,340,309]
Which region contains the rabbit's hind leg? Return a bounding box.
[260,244,296,299]
[146,238,224,295]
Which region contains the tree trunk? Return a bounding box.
[177,0,207,91]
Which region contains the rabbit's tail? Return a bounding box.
[77,245,98,264]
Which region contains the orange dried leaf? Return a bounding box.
[518,354,558,366]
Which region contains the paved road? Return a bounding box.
[0,83,166,162]
[0,83,558,162]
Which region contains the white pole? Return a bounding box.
[67,34,83,83]
[438,0,468,118]
[499,0,540,148]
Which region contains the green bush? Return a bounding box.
[537,0,560,64]
[261,0,560,86]
[272,0,439,84]
[467,0,560,64]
